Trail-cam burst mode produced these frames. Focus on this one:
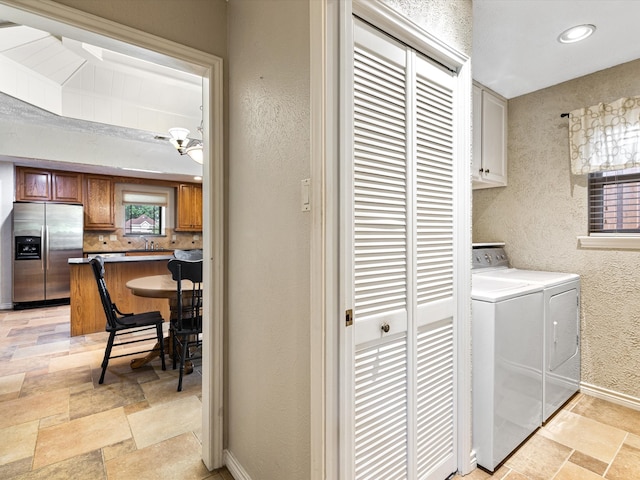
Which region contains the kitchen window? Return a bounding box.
[122,191,167,236]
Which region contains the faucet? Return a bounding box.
[142,237,148,250]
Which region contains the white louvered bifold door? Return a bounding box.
[413,53,456,480]
[347,19,457,480]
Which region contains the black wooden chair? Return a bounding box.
[167,258,203,391]
[90,256,166,384]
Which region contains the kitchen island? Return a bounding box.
[68,255,173,336]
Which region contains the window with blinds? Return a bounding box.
[588,167,640,233]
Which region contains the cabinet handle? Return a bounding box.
[485,168,490,174]
[479,168,484,173]
[381,322,390,333]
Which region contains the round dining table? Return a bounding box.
[126,274,195,299]
[125,274,197,370]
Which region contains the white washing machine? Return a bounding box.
[473,244,581,423]
[471,274,544,471]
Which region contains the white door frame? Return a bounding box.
[309,0,473,477]
[0,0,225,470]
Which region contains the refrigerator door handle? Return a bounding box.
[45,225,49,271]
[41,225,46,272]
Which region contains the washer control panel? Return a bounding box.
[472,246,510,270]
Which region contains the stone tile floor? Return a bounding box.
[453,390,640,479]
[3,305,640,479]
[0,305,230,480]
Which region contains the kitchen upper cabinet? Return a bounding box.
[473,83,507,189]
[52,171,83,202]
[16,167,83,203]
[84,175,115,231]
[175,184,202,232]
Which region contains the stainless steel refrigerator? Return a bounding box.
[12,202,84,307]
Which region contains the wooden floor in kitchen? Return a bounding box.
[0,304,229,480]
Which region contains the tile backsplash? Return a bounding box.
[84,228,202,253]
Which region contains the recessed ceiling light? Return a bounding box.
[558,24,596,44]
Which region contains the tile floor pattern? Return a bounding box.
[4,305,640,480]
[0,305,230,480]
[453,392,640,480]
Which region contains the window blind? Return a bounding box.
[122,191,168,206]
[588,167,640,233]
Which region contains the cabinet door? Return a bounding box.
[16,168,51,201]
[481,90,507,184]
[190,184,203,230]
[472,85,483,182]
[52,172,83,203]
[84,175,115,230]
[175,184,202,231]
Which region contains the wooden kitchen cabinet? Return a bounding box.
[84,175,116,230]
[16,167,83,203]
[175,183,202,231]
[52,171,83,202]
[473,83,508,189]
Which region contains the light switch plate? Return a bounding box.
[301,178,311,212]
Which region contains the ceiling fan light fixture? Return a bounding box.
[186,143,203,164]
[169,125,203,163]
[168,127,190,150]
[558,24,596,44]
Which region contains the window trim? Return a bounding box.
[578,234,640,250]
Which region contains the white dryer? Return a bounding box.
[473,245,581,423]
[471,274,544,471]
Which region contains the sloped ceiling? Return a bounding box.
[0,22,204,180]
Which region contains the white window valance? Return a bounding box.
[122,191,168,206]
[569,96,640,174]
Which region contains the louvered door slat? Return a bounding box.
[415,61,454,309]
[416,320,455,479]
[353,30,407,324]
[355,337,408,480]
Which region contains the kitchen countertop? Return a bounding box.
[68,254,174,264]
[83,249,175,254]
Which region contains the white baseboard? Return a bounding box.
[224,449,252,480]
[0,302,12,310]
[580,382,640,411]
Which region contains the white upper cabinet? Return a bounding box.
[473,83,507,189]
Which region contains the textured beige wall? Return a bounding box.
[226,1,311,479]
[50,0,227,57]
[381,0,472,56]
[473,58,640,399]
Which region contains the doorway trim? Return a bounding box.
[0,0,225,470]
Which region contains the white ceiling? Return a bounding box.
[0,21,204,181]
[473,0,640,99]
